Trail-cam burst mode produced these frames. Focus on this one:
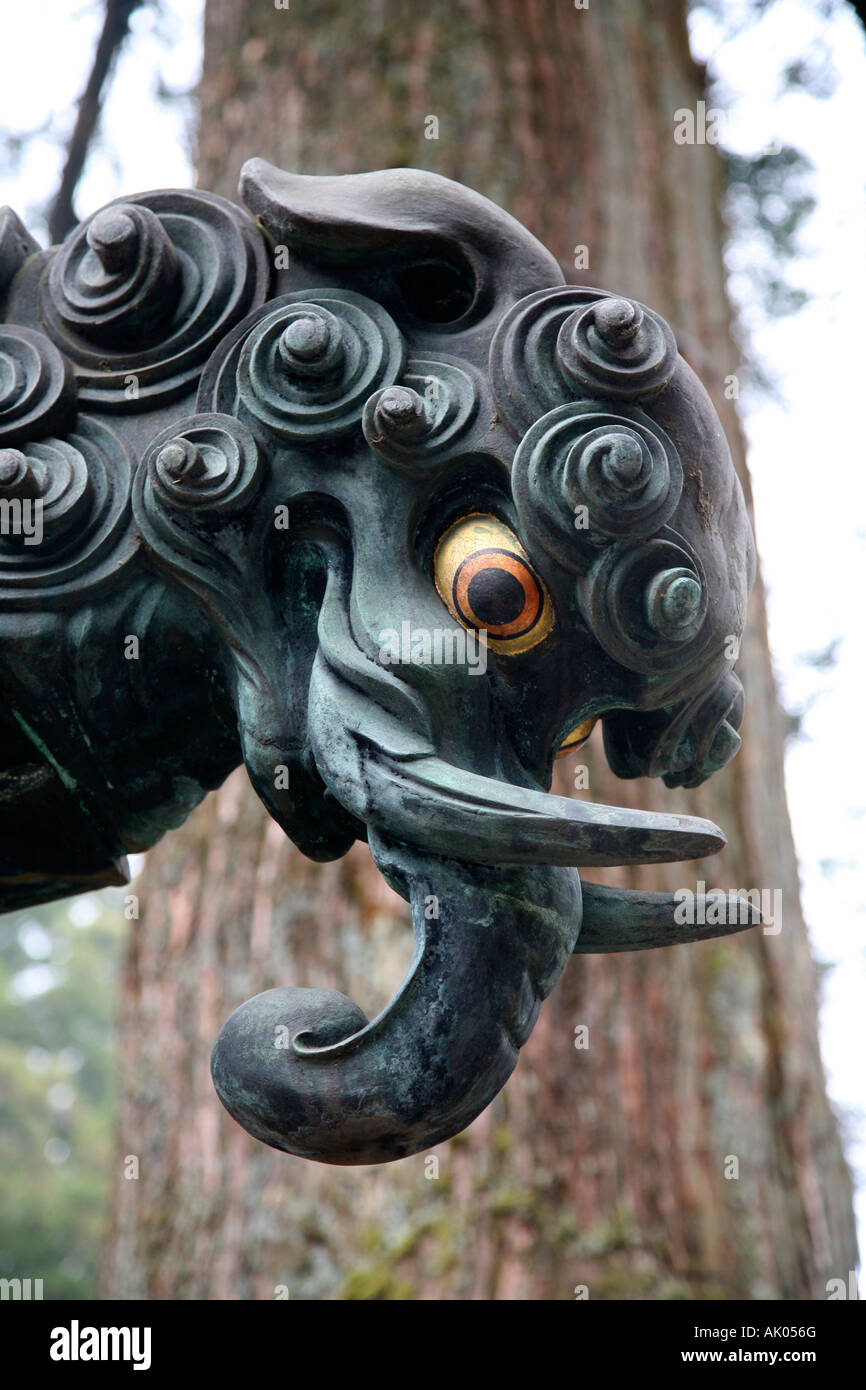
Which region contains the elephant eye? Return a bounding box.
[433,513,553,654]
[555,716,597,758]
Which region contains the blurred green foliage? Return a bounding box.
[725,144,816,319]
[0,890,126,1299]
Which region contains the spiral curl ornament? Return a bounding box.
[221,291,406,444]
[0,448,36,498]
[556,296,677,402]
[512,400,683,573]
[47,203,180,345]
[0,325,76,446]
[0,438,90,549]
[604,671,746,789]
[488,285,608,438]
[38,190,270,412]
[579,533,708,674]
[489,287,679,440]
[650,672,744,789]
[0,418,135,607]
[141,413,263,516]
[362,356,478,469]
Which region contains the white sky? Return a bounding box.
[0,0,862,1289]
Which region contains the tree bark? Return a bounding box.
[102,0,856,1300]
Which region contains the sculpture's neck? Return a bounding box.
[0,565,240,911]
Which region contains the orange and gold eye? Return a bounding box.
[555,716,597,758]
[433,514,553,654]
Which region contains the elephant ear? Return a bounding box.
[239,158,565,318]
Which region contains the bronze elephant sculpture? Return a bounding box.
[0,162,756,1163]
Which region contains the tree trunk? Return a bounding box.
[102,0,856,1300]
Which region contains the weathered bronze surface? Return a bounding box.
[0,163,757,1163]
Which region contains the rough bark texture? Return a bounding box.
[102,0,856,1300]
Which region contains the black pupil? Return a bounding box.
[466,568,526,626]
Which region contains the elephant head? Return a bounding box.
[0,162,757,1164]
